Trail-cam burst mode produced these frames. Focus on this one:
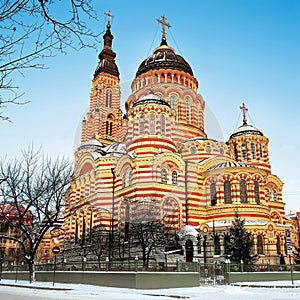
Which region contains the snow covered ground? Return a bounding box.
[1,279,300,300]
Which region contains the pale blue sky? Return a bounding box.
[0,0,299,213]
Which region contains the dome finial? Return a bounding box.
[156,15,171,46]
[104,10,114,29]
[240,102,248,125]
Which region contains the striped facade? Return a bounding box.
[56,19,297,265]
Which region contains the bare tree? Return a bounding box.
[0,0,101,120]
[90,226,110,268]
[0,147,72,282]
[129,200,176,269]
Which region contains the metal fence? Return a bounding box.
[1,260,298,286]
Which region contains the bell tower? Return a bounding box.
[81,11,125,146]
[228,103,271,173]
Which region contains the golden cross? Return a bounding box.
[156,15,171,42]
[240,102,248,125]
[104,10,114,28]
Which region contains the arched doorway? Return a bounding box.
[185,240,193,262]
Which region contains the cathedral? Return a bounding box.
[58,15,296,265]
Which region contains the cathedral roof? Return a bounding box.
[133,92,170,108]
[94,23,119,78]
[230,123,263,139]
[79,138,104,150]
[136,16,193,78]
[136,44,193,78]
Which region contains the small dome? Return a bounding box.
[133,92,170,108]
[178,225,199,239]
[136,45,193,77]
[230,124,263,139]
[79,138,103,150]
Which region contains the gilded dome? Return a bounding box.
[136,44,193,77]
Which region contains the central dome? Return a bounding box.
[136,44,194,77]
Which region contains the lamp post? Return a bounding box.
[109,168,115,261]
[0,245,5,281]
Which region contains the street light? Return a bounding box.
[109,168,115,261]
[0,245,5,281]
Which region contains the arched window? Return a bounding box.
[267,189,271,201]
[254,181,260,204]
[185,97,190,124]
[251,142,256,159]
[276,236,281,255]
[106,121,112,136]
[273,189,278,201]
[172,171,178,185]
[106,121,109,135]
[234,144,239,161]
[241,143,247,160]
[240,179,248,203]
[122,173,126,188]
[260,144,263,158]
[257,235,264,254]
[170,94,178,120]
[139,114,145,135]
[214,235,221,255]
[160,114,166,135]
[106,89,112,108]
[109,121,113,136]
[161,168,167,184]
[128,170,133,186]
[224,180,232,204]
[210,183,217,206]
[170,94,178,110]
[224,235,231,256]
[149,113,156,135]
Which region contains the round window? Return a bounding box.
[190,146,197,154]
[205,145,212,153]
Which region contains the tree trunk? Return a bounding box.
[28,260,35,283]
[142,247,147,270]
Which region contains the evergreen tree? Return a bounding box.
[227,213,256,265]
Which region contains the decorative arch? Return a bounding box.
[161,197,181,229]
[270,210,283,224]
[257,234,264,254]
[239,179,248,203]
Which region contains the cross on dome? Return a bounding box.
[240,102,248,125]
[104,10,114,28]
[156,15,171,45]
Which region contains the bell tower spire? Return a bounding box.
[94,10,119,78]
